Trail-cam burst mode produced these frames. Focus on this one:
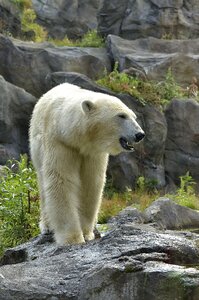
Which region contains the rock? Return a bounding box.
[107,34,199,86]
[0,0,21,37]
[108,206,145,225]
[45,71,113,94]
[144,197,199,229]
[98,0,199,40]
[0,249,27,266]
[0,35,111,97]
[0,75,36,165]
[32,0,101,39]
[45,72,167,190]
[0,213,199,299]
[164,99,199,188]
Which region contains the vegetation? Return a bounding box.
[169,172,199,209]
[48,30,105,48]
[11,0,104,46]
[97,63,188,107]
[0,155,39,256]
[21,8,47,42]
[11,0,47,42]
[11,0,32,10]
[0,158,199,256]
[99,173,199,224]
[99,177,159,223]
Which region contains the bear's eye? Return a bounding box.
[118,113,128,119]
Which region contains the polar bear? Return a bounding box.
[29,83,145,245]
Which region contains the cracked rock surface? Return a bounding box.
[0,199,199,300]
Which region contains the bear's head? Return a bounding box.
[81,95,145,155]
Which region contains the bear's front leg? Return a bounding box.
[80,154,108,241]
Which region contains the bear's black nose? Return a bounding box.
[135,132,145,143]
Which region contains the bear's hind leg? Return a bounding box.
[45,173,85,245]
[37,171,51,234]
[43,147,85,245]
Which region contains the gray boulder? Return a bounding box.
[164,99,199,188]
[144,197,199,229]
[0,35,111,97]
[0,75,36,165]
[107,34,199,86]
[32,0,101,39]
[0,207,199,299]
[98,0,199,40]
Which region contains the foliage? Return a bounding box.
[11,0,32,10]
[97,63,187,107]
[48,30,105,48]
[161,32,174,40]
[0,155,39,256]
[12,0,103,46]
[169,172,199,209]
[0,155,198,255]
[157,67,184,103]
[99,193,128,223]
[99,177,159,223]
[100,172,199,223]
[21,8,47,42]
[75,30,105,48]
[136,176,158,194]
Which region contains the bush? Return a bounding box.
[11,0,32,10]
[169,172,199,209]
[0,155,39,256]
[49,30,105,48]
[97,63,188,107]
[21,8,47,42]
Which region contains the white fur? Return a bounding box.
[29,83,143,245]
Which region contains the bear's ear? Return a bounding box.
[82,100,95,114]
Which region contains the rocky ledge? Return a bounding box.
[0,198,199,300]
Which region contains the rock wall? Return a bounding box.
[32,0,102,39]
[165,99,199,188]
[0,1,199,190]
[0,0,21,37]
[98,0,199,40]
[31,0,199,40]
[0,75,36,164]
[107,35,199,86]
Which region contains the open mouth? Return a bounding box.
[119,137,134,151]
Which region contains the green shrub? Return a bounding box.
[49,30,105,48]
[157,67,184,103]
[97,63,188,107]
[0,155,39,256]
[11,0,32,10]
[21,8,47,42]
[76,30,104,47]
[169,172,199,209]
